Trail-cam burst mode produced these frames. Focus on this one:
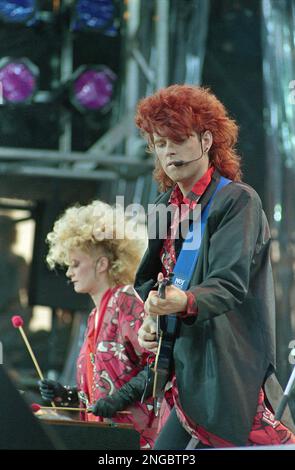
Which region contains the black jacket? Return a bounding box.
[135,171,292,445]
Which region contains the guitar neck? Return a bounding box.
[156,279,166,337]
[153,274,178,402]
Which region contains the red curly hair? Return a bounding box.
[135,85,242,191]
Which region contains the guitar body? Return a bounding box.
[154,315,178,397]
[153,275,179,399]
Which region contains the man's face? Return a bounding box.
[153,132,210,185]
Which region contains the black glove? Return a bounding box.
[88,367,154,418]
[88,395,125,418]
[39,379,78,405]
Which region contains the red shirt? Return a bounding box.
[160,167,295,447]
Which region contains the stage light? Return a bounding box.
[71,0,118,36]
[70,65,116,113]
[0,0,38,24]
[0,57,39,104]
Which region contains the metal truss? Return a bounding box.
[0,0,170,206]
[0,0,209,207]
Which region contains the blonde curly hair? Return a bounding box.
[46,200,145,286]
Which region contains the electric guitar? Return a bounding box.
[152,273,179,413]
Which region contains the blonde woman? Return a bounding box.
[39,200,157,449]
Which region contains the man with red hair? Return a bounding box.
[135,84,295,449]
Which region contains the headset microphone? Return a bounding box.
[172,149,207,167]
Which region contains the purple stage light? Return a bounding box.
[0,58,38,103]
[72,66,116,112]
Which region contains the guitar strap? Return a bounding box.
[171,175,232,291]
[151,176,232,408]
[159,176,231,337]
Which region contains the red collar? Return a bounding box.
[169,166,215,207]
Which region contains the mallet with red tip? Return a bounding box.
[31,403,88,413]
[31,403,131,417]
[11,315,56,408]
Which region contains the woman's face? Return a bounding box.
[66,248,100,295]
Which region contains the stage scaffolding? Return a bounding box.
[0,0,209,208]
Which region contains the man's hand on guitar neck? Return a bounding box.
[144,272,188,317]
[138,273,188,352]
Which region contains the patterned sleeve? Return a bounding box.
[116,286,150,366]
[180,291,199,318]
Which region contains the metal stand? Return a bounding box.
[275,348,295,420]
